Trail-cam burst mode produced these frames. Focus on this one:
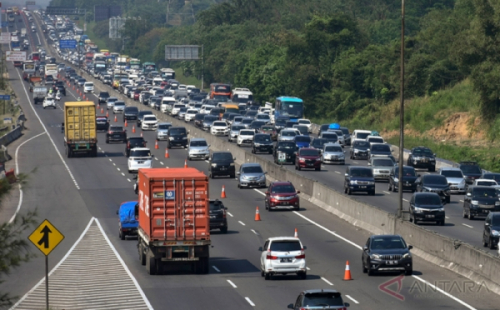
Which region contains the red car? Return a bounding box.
[265,181,300,211]
[295,148,322,171]
[133,90,141,101]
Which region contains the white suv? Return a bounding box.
[237,129,255,147]
[141,115,158,131]
[127,148,153,173]
[260,237,307,280]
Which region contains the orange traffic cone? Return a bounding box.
[184,159,188,168]
[114,115,117,122]
[255,207,261,221]
[141,131,143,137]
[124,120,128,127]
[72,85,75,90]
[343,261,352,281]
[165,148,170,158]
[155,140,159,149]
[83,95,86,100]
[221,185,227,198]
[132,125,136,133]
[97,102,100,109]
[294,228,298,238]
[106,111,109,118]
[101,108,104,114]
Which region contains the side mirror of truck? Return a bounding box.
[116,210,119,215]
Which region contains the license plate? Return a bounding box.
[386,260,398,265]
[406,182,410,185]
[137,161,144,164]
[280,258,292,263]
[220,167,227,170]
[359,186,367,189]
[280,202,289,206]
[114,135,120,137]
[484,210,489,213]
[210,215,216,219]
[307,164,314,166]
[425,215,435,218]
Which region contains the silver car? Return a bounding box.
[328,129,345,146]
[321,143,345,165]
[112,101,126,114]
[127,148,153,173]
[106,97,118,110]
[369,157,395,181]
[156,122,172,141]
[278,129,298,142]
[439,167,466,194]
[237,163,267,188]
[187,138,210,160]
[229,124,246,142]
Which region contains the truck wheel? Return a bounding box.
[119,230,125,240]
[146,253,157,275]
[139,243,146,266]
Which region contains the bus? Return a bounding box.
[29,52,40,61]
[45,64,58,79]
[231,88,253,104]
[23,61,36,74]
[274,96,304,122]
[10,36,20,49]
[129,58,141,70]
[112,71,129,89]
[210,83,231,100]
[160,68,175,79]
[100,49,110,56]
[142,62,156,74]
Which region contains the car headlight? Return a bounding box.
[182,137,187,139]
[495,201,500,206]
[351,180,358,185]
[460,179,465,185]
[316,158,321,161]
[168,136,174,140]
[423,187,431,192]
[437,208,445,212]
[414,207,424,213]
[430,158,435,162]
[370,254,381,260]
[394,177,399,183]
[254,143,261,147]
[471,200,479,205]
[230,163,235,166]
[354,149,359,153]
[211,163,217,167]
[242,175,250,180]
[259,175,266,180]
[492,230,500,237]
[403,253,412,259]
[299,157,305,161]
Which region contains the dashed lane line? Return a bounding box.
[127,178,131,182]
[250,229,259,235]
[346,295,359,304]
[245,297,255,307]
[403,198,409,202]
[321,277,334,286]
[462,223,473,229]
[227,212,234,217]
[121,172,125,176]
[383,191,391,194]
[227,280,237,288]
[212,266,221,273]
[238,221,246,226]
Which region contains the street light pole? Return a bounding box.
[398,0,406,218]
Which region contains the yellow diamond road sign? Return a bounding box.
[28,219,64,256]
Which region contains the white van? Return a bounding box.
[352,130,372,142]
[161,97,176,113]
[171,103,186,116]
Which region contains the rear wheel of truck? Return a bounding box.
[146,252,157,275]
[138,242,146,266]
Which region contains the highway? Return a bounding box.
[2,9,500,310]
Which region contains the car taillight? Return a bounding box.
[266,250,278,260]
[127,142,130,148]
[223,211,226,219]
[295,250,305,259]
[108,131,112,134]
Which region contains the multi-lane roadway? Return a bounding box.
[2,10,500,310]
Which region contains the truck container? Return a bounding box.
[32,86,47,105]
[137,168,211,275]
[64,102,98,158]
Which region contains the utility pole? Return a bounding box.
[398,0,405,219]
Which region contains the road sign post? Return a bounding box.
[28,219,65,310]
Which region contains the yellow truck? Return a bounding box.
[64,102,98,158]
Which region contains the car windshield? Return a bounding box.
[295,136,311,143]
[368,138,384,143]
[350,169,373,177]
[298,120,311,125]
[413,148,433,156]
[254,135,271,142]
[415,194,442,205]
[278,142,296,149]
[322,133,337,139]
[169,128,186,135]
[353,141,369,149]
[110,126,123,131]
[114,102,125,107]
[371,237,407,250]
[303,293,344,307]
[129,138,144,144]
[300,149,319,156]
[441,170,463,178]
[271,185,296,193]
[356,132,370,139]
[212,153,233,161]
[395,167,416,176]
[372,145,390,152]
[231,125,246,131]
[472,188,497,198]
[477,181,496,186]
[144,116,156,121]
[209,201,224,211]
[491,216,500,226]
[139,111,153,117]
[424,175,447,185]
[242,166,263,173]
[484,174,500,183]
[213,122,226,127]
[373,159,394,166]
[240,131,255,136]
[282,131,297,137]
[204,116,218,122]
[130,150,151,157]
[158,124,171,130]
[125,107,138,112]
[190,140,208,147]
[325,145,343,152]
[242,119,253,124]
[269,240,301,252]
[461,165,482,174]
[275,119,288,126]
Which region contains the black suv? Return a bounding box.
[483,212,500,249]
[98,91,110,104]
[459,161,483,185]
[362,234,413,276]
[463,186,500,220]
[137,111,154,127]
[388,165,418,192]
[344,166,375,195]
[194,113,206,129]
[208,151,236,178]
[483,173,500,184]
[415,174,450,203]
[55,84,66,96]
[125,137,147,157]
[166,127,188,148]
[409,192,445,225]
[106,126,127,143]
[407,146,436,172]
[209,199,228,234]
[123,106,139,122]
[369,143,392,159]
[288,289,350,310]
[310,138,329,155]
[273,141,297,165]
[96,116,109,131]
[350,140,370,160]
[252,134,273,154]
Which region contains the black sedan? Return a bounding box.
[209,199,228,233]
[483,212,500,249]
[273,141,297,164]
[106,126,127,143]
[409,192,445,225]
[96,116,109,131]
[362,234,413,276]
[415,174,451,203]
[388,166,418,192]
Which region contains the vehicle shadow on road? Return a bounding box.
[267,274,321,281]
[211,230,240,235]
[100,151,124,157]
[208,257,261,274]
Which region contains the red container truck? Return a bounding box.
[137,168,211,275]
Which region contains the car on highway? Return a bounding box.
[388,165,418,192]
[265,181,300,211]
[340,126,351,145]
[483,212,500,249]
[137,111,154,127]
[240,117,254,129]
[273,141,297,165]
[208,151,236,179]
[366,135,385,145]
[237,129,256,147]
[463,186,500,220]
[202,115,219,131]
[438,167,466,194]
[83,82,94,93]
[295,148,321,171]
[274,117,289,132]
[141,115,158,131]
[228,124,246,143]
[155,122,172,141]
[328,129,345,146]
[112,101,126,114]
[125,137,147,157]
[352,129,372,142]
[193,113,206,129]
[249,120,267,132]
[287,289,350,310]
[459,161,483,186]
[237,163,266,188]
[209,199,228,234]
[127,147,153,173]
[96,116,110,132]
[123,106,139,122]
[106,97,118,110]
[322,143,345,165]
[294,135,311,149]
[187,138,210,161]
[210,121,230,136]
[368,157,394,181]
[278,129,298,142]
[77,78,86,87]
[251,133,273,154]
[259,125,278,141]
[42,97,56,109]
[98,91,109,104]
[344,166,375,195]
[415,174,451,203]
[409,192,445,225]
[260,236,306,280]
[106,126,127,144]
[117,201,138,240]
[362,234,413,276]
[184,109,198,122]
[407,146,436,172]
[166,126,189,148]
[55,84,66,96]
[255,113,271,124]
[369,143,392,159]
[473,179,498,187]
[350,140,370,160]
[297,119,312,133]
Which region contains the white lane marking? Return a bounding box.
[321,277,334,286]
[462,223,473,229]
[155,157,158,161]
[227,212,233,217]
[238,221,246,226]
[10,218,95,309]
[345,295,359,304]
[94,219,154,309]
[227,280,237,288]
[403,198,409,202]
[412,275,476,310]
[212,266,220,273]
[253,189,265,196]
[127,178,131,182]
[383,191,391,194]
[353,161,359,164]
[306,267,311,270]
[335,171,341,174]
[460,200,464,203]
[113,163,116,166]
[245,297,255,307]
[14,65,80,190]
[10,132,46,223]
[446,216,450,219]
[121,172,125,176]
[205,160,209,163]
[160,161,164,165]
[117,167,120,171]
[251,229,259,235]
[109,158,112,162]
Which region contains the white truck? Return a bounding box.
[20,28,27,38]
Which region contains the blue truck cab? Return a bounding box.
[117,201,138,240]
